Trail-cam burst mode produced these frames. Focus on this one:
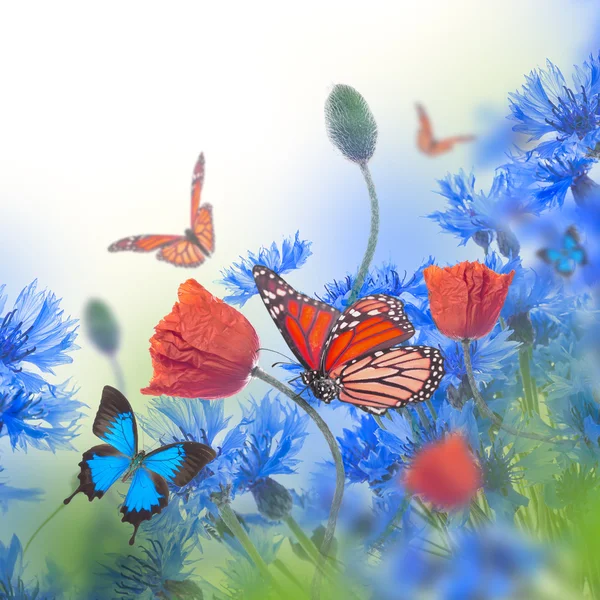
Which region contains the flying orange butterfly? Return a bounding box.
[108,153,214,267]
[416,104,475,157]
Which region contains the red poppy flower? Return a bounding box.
[423,261,515,340]
[404,434,482,509]
[141,279,260,399]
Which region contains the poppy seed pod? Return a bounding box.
[325,84,378,164]
[85,299,120,356]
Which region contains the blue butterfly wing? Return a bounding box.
[555,257,576,276]
[92,386,138,457]
[571,248,587,265]
[64,444,130,504]
[120,468,169,545]
[143,442,216,486]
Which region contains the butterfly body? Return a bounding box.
[64,386,216,544]
[253,266,445,414]
[109,153,215,267]
[537,226,587,276]
[301,369,339,403]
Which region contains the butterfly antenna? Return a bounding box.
[258,347,295,363]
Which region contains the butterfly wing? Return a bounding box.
[253,266,340,370]
[108,234,184,253]
[93,386,138,457]
[64,444,130,504]
[120,468,169,545]
[143,442,217,486]
[193,205,215,255]
[157,239,206,267]
[190,153,205,224]
[331,346,445,415]
[430,135,476,156]
[416,103,434,153]
[322,295,415,373]
[564,226,587,265]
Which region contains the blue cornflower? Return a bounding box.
[101,523,201,599]
[219,232,312,306]
[235,394,307,520]
[318,259,433,311]
[506,148,596,209]
[338,414,401,487]
[139,396,246,518]
[440,526,544,600]
[0,466,42,513]
[236,393,308,486]
[509,53,600,153]
[0,378,83,452]
[0,281,78,387]
[0,535,38,599]
[0,282,82,452]
[428,328,520,391]
[430,169,534,255]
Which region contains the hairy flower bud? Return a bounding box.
[251,477,293,521]
[325,84,377,164]
[472,230,492,254]
[496,228,521,258]
[507,312,534,346]
[84,299,120,355]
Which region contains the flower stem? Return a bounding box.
[347,162,380,306]
[23,503,66,556]
[109,355,126,394]
[215,496,279,589]
[460,340,556,443]
[285,516,339,577]
[252,367,344,599]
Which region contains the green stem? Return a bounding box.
[216,498,278,589]
[285,516,339,576]
[518,349,535,416]
[23,503,66,556]
[252,367,344,599]
[461,340,556,443]
[347,162,380,306]
[109,355,126,394]
[415,405,432,430]
[273,559,306,593]
[425,399,438,421]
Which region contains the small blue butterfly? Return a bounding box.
[537,226,587,277]
[65,386,216,544]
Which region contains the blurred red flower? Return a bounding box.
[404,434,482,509]
[141,279,259,399]
[423,261,515,340]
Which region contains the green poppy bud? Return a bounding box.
[251,477,293,521]
[84,299,120,356]
[325,84,377,164]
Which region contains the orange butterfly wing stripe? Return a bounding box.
[108,235,183,252]
[193,205,215,254]
[253,267,340,370]
[190,153,205,225]
[332,346,445,415]
[323,295,415,373]
[157,240,206,268]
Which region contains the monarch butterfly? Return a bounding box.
[108,153,215,267]
[537,225,586,276]
[416,103,475,157]
[253,266,445,415]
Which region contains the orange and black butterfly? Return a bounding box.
[416,104,475,157]
[253,266,445,415]
[108,153,214,267]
